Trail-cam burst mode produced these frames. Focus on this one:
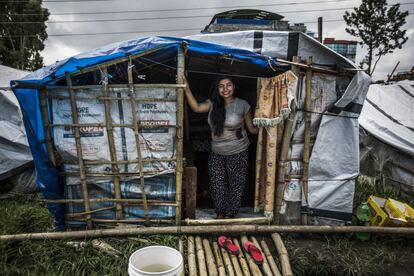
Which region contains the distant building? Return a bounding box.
[323,37,357,62]
[203,9,308,33]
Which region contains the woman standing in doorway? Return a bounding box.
[184,76,258,218]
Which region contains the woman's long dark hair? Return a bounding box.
[209,76,234,136]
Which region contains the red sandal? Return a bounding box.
[218,236,240,255]
[243,241,264,264]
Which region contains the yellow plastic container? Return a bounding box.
[405,204,414,226]
[367,196,407,226]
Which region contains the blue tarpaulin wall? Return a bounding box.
[11,36,278,229]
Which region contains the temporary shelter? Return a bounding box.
[0,65,36,197]
[359,80,414,196]
[12,32,370,229]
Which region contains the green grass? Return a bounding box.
[0,195,180,276]
[286,234,414,276]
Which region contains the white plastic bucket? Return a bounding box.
[128,246,183,276]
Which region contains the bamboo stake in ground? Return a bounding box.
[175,45,185,224]
[260,239,282,276]
[254,79,264,213]
[212,241,227,276]
[233,238,251,276]
[65,73,93,229]
[195,236,208,276]
[271,233,293,276]
[187,236,197,276]
[241,236,263,276]
[250,236,274,276]
[219,245,237,276]
[39,88,57,166]
[203,238,218,276]
[101,67,123,220]
[127,57,149,221]
[302,56,313,225]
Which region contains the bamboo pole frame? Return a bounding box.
[274,56,301,225]
[203,238,219,276]
[302,57,313,225]
[212,241,227,276]
[232,238,251,276]
[175,44,185,224]
[260,239,282,276]
[47,83,186,90]
[65,73,93,229]
[3,225,414,241]
[127,57,149,221]
[218,243,236,276]
[101,67,123,220]
[250,236,274,276]
[195,236,208,276]
[271,233,293,276]
[254,79,264,213]
[185,217,270,225]
[187,236,198,276]
[43,198,177,205]
[47,123,176,128]
[38,87,57,166]
[240,236,263,276]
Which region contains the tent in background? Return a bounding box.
[359,80,414,196]
[0,65,36,198]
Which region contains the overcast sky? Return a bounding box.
[41,0,413,80]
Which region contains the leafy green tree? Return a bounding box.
[343,0,409,75]
[0,0,49,70]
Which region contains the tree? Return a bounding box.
[343,0,408,76]
[0,0,49,70]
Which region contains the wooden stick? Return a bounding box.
[65,73,92,229]
[38,88,57,166]
[302,57,313,225]
[233,238,251,276]
[195,236,208,276]
[178,237,185,276]
[260,239,282,276]
[101,67,123,220]
[47,83,186,91]
[240,236,263,276]
[65,206,115,217]
[271,233,293,276]
[63,218,173,224]
[185,167,197,219]
[187,236,198,276]
[127,57,149,221]
[44,198,176,205]
[185,217,270,225]
[254,78,264,212]
[218,243,236,276]
[175,45,185,224]
[250,236,274,276]
[3,225,414,241]
[212,241,227,276]
[49,122,176,128]
[203,238,218,276]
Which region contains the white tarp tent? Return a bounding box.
[359,80,414,195]
[0,65,36,197]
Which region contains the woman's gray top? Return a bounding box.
[207,97,250,155]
